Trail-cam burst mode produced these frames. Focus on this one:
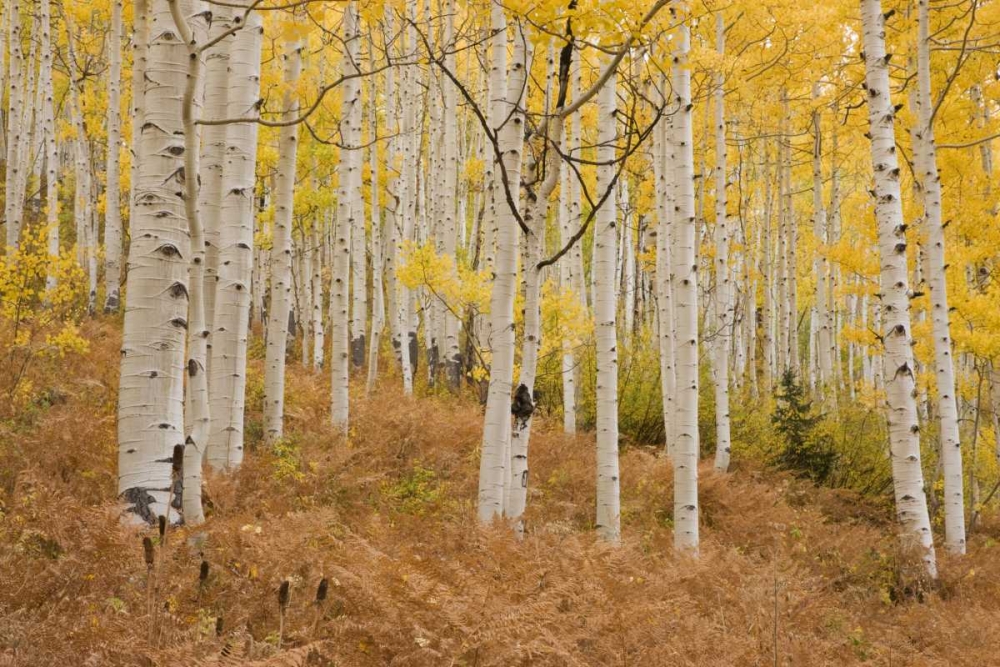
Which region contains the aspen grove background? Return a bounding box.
[2,0,1000,664]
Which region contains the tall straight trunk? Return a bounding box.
[761,144,775,390]
[915,0,965,554]
[118,0,193,524]
[169,0,210,525]
[64,19,95,311]
[711,14,732,473]
[332,1,361,430]
[198,5,233,336]
[4,0,24,251]
[366,68,384,392]
[812,89,832,394]
[860,0,936,576]
[559,55,581,435]
[594,55,620,544]
[40,0,58,291]
[103,0,124,312]
[654,86,676,457]
[206,10,262,470]
[441,0,461,389]
[348,21,366,373]
[263,36,303,445]
[478,18,526,524]
[506,64,566,534]
[672,5,700,555]
[129,0,149,234]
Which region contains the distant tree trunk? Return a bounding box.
[860,0,936,576]
[40,0,59,291]
[672,5,700,555]
[441,0,462,390]
[366,67,384,392]
[812,87,832,396]
[654,80,676,457]
[103,0,124,313]
[263,34,303,445]
[4,0,24,251]
[118,0,193,524]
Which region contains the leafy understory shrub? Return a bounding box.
[382,465,446,515]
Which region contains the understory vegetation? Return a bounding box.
[2,321,999,666]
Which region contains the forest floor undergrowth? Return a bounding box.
[2,321,1000,666]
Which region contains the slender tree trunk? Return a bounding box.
[4,0,24,251]
[169,0,210,524]
[812,87,832,395]
[104,0,124,312]
[915,0,965,555]
[40,0,58,291]
[478,16,526,524]
[860,0,937,576]
[712,14,732,473]
[672,5,700,555]
[263,35,303,445]
[366,67,384,392]
[332,1,360,431]
[654,85,676,457]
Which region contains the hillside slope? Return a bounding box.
[2,322,999,666]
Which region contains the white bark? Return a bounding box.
[711,14,732,474]
[332,1,361,431]
[654,84,676,457]
[263,35,303,445]
[206,9,262,471]
[129,0,150,234]
[812,90,832,395]
[117,0,193,524]
[915,0,965,554]
[594,59,620,544]
[478,15,525,524]
[40,0,58,291]
[672,7,700,555]
[169,0,210,525]
[860,0,936,576]
[198,5,233,336]
[4,0,24,251]
[366,67,384,392]
[104,0,124,312]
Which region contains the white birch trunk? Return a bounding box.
[860,0,936,576]
[711,14,732,473]
[594,60,620,544]
[263,36,303,445]
[672,7,700,554]
[331,1,360,430]
[4,0,24,251]
[103,0,124,312]
[206,10,262,470]
[40,0,59,291]
[117,0,193,524]
[478,16,525,524]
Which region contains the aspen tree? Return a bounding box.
[206,8,263,471]
[104,0,124,313]
[594,42,620,544]
[169,0,210,524]
[40,0,58,292]
[118,0,196,523]
[478,17,526,524]
[332,0,361,431]
[366,65,384,392]
[654,78,676,457]
[860,0,936,576]
[4,0,24,251]
[129,0,150,230]
[441,0,462,389]
[812,87,832,394]
[349,14,367,372]
[672,3,700,554]
[263,32,304,445]
[198,4,234,333]
[711,13,732,473]
[914,0,965,555]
